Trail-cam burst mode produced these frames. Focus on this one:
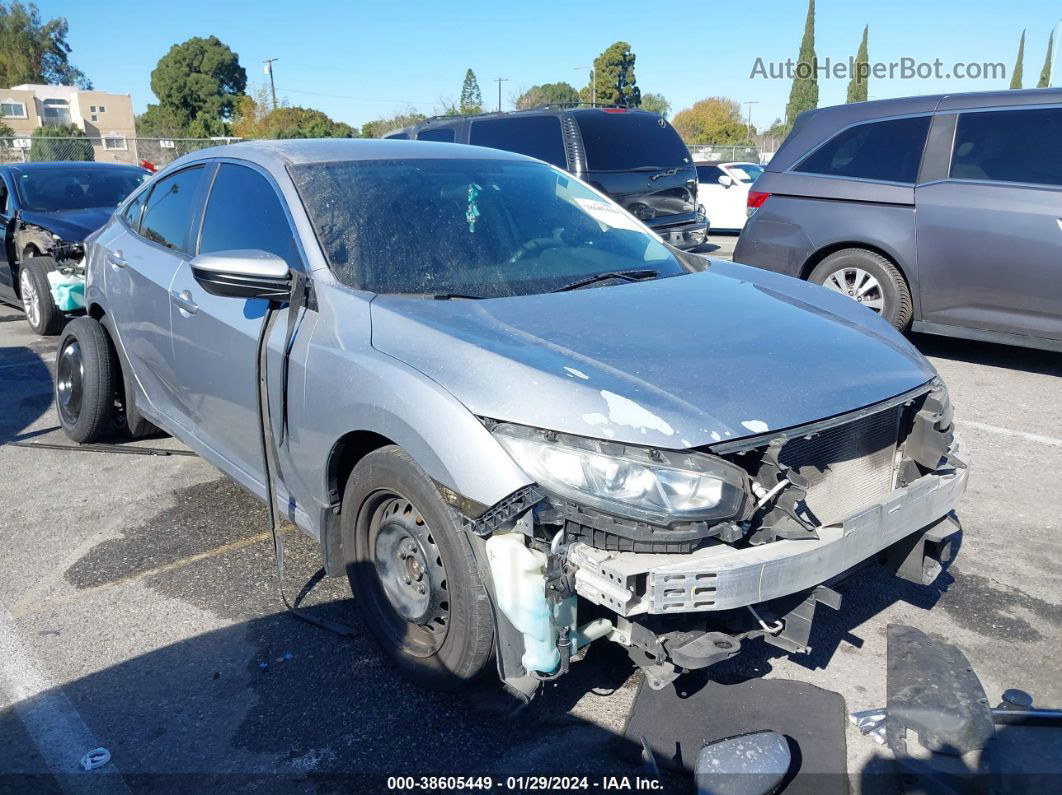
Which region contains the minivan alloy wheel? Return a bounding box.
[822,267,884,312]
[20,268,40,328]
[56,338,84,425]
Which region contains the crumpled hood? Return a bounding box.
[370,261,936,449]
[17,207,113,243]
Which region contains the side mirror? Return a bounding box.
[190,250,291,300]
[695,730,791,795]
[718,174,734,188]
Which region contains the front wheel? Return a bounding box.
[341,446,494,690]
[808,248,912,331]
[19,257,63,336]
[55,317,117,443]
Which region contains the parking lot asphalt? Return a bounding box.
[1,255,1060,791]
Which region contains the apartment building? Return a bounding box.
[0,84,138,164]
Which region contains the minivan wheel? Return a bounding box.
[341,446,494,690]
[55,317,117,443]
[19,257,64,336]
[809,249,912,330]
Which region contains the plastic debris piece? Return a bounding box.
[257,661,269,671]
[282,651,294,661]
[80,747,111,771]
[46,271,86,311]
[37,629,60,637]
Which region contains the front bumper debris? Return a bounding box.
[568,434,968,617]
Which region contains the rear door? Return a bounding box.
[102,164,210,426]
[915,106,1062,341]
[0,172,14,302]
[168,161,303,490]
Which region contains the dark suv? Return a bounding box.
[734,88,1062,351]
[389,106,709,249]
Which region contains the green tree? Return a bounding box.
[29,122,92,161]
[640,92,671,119]
[360,108,427,139]
[785,0,818,131]
[1037,31,1054,88]
[1010,29,1025,89]
[846,26,869,103]
[581,41,640,107]
[141,36,247,137]
[672,97,748,145]
[0,107,13,137]
[514,82,579,109]
[0,1,90,88]
[459,69,483,114]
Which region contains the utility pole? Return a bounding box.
[743,101,759,138]
[263,58,279,110]
[494,77,508,112]
[574,65,596,107]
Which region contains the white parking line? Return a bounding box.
[958,420,1062,449]
[0,606,129,792]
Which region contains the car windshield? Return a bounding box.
[575,111,691,171]
[290,158,691,297]
[727,164,763,182]
[14,167,148,212]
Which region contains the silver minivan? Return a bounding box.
[735,88,1062,351]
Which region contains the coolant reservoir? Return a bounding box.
[485,534,559,674]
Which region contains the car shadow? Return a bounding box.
[910,332,1062,377]
[0,346,54,446]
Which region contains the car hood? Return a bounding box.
[369,261,936,449]
[16,207,114,243]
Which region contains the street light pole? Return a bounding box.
[263,58,279,110]
[573,65,596,107]
[743,100,758,138]
[494,77,509,112]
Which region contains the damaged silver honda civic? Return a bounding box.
[60,139,967,694]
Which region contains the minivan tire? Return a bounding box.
[19,257,63,336]
[55,317,117,443]
[808,249,912,331]
[341,445,494,690]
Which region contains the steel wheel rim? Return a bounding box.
[20,269,40,328]
[56,339,84,425]
[822,267,885,313]
[367,492,450,654]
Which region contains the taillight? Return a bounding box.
[746,190,770,217]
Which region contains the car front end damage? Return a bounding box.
[461,379,966,694]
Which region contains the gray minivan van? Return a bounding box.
[734,88,1062,351]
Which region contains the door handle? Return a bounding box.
[107,251,127,269]
[171,289,198,315]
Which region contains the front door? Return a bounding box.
[916,106,1062,341]
[0,175,15,303]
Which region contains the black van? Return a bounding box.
[388,107,709,249]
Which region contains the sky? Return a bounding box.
[41,0,1062,133]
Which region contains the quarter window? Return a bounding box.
[469,116,568,168]
[950,107,1062,187]
[122,191,146,230]
[198,164,298,265]
[139,166,206,253]
[794,116,930,183]
[418,127,456,143]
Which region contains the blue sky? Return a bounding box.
[44,0,1061,131]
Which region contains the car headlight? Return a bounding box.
[492,424,748,525]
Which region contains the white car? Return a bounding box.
[696,161,764,232]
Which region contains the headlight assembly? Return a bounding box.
[492,424,748,525]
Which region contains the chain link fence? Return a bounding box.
[684,136,783,165]
[0,136,239,170]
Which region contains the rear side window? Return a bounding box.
[469,116,568,168]
[418,127,456,143]
[576,111,691,171]
[696,165,724,182]
[140,167,206,253]
[950,107,1062,187]
[199,164,298,265]
[383,131,409,140]
[794,116,930,183]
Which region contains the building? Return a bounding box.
[0,85,138,164]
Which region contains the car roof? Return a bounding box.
[2,161,146,174]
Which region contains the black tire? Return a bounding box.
[116,366,161,439]
[19,256,64,336]
[341,446,494,689]
[55,317,117,443]
[808,248,913,331]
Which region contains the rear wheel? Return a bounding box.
[55,317,117,443]
[341,446,494,690]
[808,248,912,330]
[19,257,63,336]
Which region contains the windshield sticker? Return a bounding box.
[572,197,644,233]
[466,183,481,232]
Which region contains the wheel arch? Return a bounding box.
[800,240,910,287]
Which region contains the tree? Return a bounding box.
[234,95,356,140]
[846,26,869,103]
[514,82,579,109]
[29,122,92,161]
[143,36,247,137]
[1038,31,1054,88]
[672,97,749,145]
[459,69,483,114]
[0,2,90,88]
[581,41,640,107]
[360,108,426,139]
[785,0,818,131]
[640,92,671,119]
[1010,30,1025,89]
[0,107,13,137]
